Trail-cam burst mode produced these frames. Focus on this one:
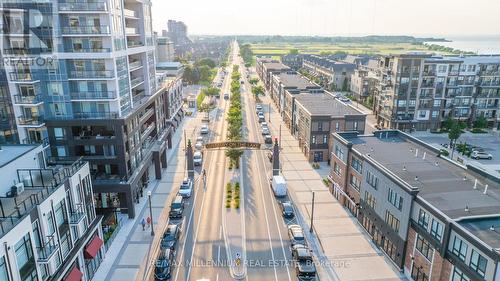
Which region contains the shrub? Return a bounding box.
[439,149,449,157]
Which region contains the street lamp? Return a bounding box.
[147,191,154,236]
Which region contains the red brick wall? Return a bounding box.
[405,227,417,272]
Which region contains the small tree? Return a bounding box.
[442,117,454,131]
[473,116,487,129]
[448,122,462,159]
[288,49,299,55]
[226,149,243,168]
[249,78,259,85]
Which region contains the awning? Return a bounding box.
[84,236,103,259]
[64,267,83,281]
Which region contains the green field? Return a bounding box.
[250,42,454,56]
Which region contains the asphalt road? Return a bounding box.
[147,42,295,281]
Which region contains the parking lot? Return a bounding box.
[411,131,500,175]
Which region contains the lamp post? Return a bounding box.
[147,191,154,236]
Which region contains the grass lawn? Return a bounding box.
[250,42,455,56]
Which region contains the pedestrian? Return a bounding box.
[141,218,146,231]
[146,216,151,228]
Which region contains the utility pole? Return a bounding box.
[268,103,271,123]
[279,125,282,149]
[184,130,187,151]
[310,192,315,233]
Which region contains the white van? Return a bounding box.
[270,175,287,197]
[193,151,203,166]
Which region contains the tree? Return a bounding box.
[288,48,299,55]
[448,122,463,159]
[226,149,244,168]
[473,116,487,129]
[442,117,454,131]
[198,65,212,83]
[202,87,220,97]
[251,85,264,99]
[249,78,259,85]
[195,58,216,68]
[341,78,349,91]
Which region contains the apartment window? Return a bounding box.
[0,256,8,281]
[312,135,316,144]
[433,100,441,107]
[415,234,434,260]
[418,110,427,118]
[438,65,447,73]
[398,100,407,107]
[431,111,439,118]
[55,200,67,226]
[452,268,471,281]
[409,99,416,107]
[387,188,403,210]
[54,128,65,140]
[364,191,376,209]
[317,122,323,131]
[15,234,37,281]
[333,162,341,176]
[323,135,327,144]
[385,210,400,232]
[430,219,443,241]
[56,146,67,157]
[452,236,468,261]
[469,250,487,277]
[366,170,378,189]
[353,121,358,131]
[411,265,429,281]
[418,209,430,229]
[47,211,55,235]
[335,122,339,130]
[334,145,344,160]
[351,157,362,173]
[349,174,361,192]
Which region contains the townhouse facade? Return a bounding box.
[349,60,379,104]
[329,130,500,281]
[1,0,184,218]
[302,55,356,91]
[255,58,290,90]
[0,144,104,281]
[293,94,366,162]
[373,54,500,131]
[269,72,323,114]
[280,54,303,71]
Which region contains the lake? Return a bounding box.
[425,36,500,54]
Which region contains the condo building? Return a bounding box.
[302,55,356,91]
[1,0,184,218]
[329,130,500,281]
[255,58,290,90]
[0,144,104,281]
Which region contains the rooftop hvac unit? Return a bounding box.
[14,182,25,195]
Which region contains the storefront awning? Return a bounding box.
[84,236,103,259]
[64,267,83,281]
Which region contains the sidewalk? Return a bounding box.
[261,93,407,281]
[92,112,203,281]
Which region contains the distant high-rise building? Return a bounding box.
[1,0,184,218]
[155,32,175,63]
[166,20,192,57]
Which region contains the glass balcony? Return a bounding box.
[73,111,119,119]
[17,115,45,126]
[129,60,142,70]
[37,236,58,262]
[9,72,37,82]
[61,25,110,35]
[64,47,111,53]
[125,27,139,35]
[124,9,137,17]
[69,70,114,79]
[13,95,43,105]
[130,77,143,88]
[70,91,117,100]
[59,1,108,12]
[127,40,144,48]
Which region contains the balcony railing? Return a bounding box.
[37,236,58,262]
[130,77,143,88]
[125,27,138,35]
[17,115,45,126]
[61,25,110,35]
[129,60,142,69]
[422,70,436,76]
[73,111,119,119]
[479,70,500,76]
[69,70,114,79]
[13,95,43,105]
[64,47,111,53]
[59,1,108,12]
[123,9,137,17]
[9,72,36,82]
[127,40,144,48]
[70,91,117,100]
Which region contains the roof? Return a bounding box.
[156,62,183,69]
[0,145,40,168]
[294,94,364,117]
[344,131,499,220]
[458,217,500,249]
[275,73,319,89]
[262,62,290,71]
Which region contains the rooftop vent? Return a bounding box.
[463,175,467,181]
[483,185,489,195]
[473,179,478,190]
[490,225,495,231]
[465,205,469,212]
[414,176,418,181]
[435,161,439,166]
[403,166,407,171]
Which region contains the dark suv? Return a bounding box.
[161,224,181,250]
[154,248,174,280]
[169,196,184,219]
[292,244,317,280]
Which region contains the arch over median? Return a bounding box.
[205,141,261,150]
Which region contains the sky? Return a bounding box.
[151,0,500,38]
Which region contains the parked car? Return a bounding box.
[195,141,203,150]
[196,136,204,142]
[178,177,193,198]
[267,151,273,162]
[193,151,203,166]
[471,151,493,160]
[264,135,273,144]
[262,127,270,135]
[169,195,184,219]
[154,248,174,280]
[292,244,317,280]
[161,224,181,250]
[258,115,265,123]
[224,93,229,100]
[256,104,263,111]
[200,125,209,134]
[280,201,295,219]
[260,122,268,129]
[288,224,306,247]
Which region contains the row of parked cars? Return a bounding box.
[256,104,273,144]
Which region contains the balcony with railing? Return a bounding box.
[73,111,119,119]
[125,27,139,35]
[64,47,111,53]
[69,70,114,79]
[13,95,43,105]
[479,69,500,76]
[61,25,110,35]
[17,115,45,126]
[124,9,138,18]
[37,236,59,262]
[129,60,142,70]
[130,76,144,88]
[59,1,108,12]
[8,72,38,82]
[140,123,155,140]
[127,39,144,48]
[70,91,117,100]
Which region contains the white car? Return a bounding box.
[200,125,209,134]
[256,104,263,111]
[193,151,203,166]
[261,122,268,128]
[197,136,203,142]
[178,178,193,198]
[471,151,493,160]
[195,141,203,150]
[262,127,270,135]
